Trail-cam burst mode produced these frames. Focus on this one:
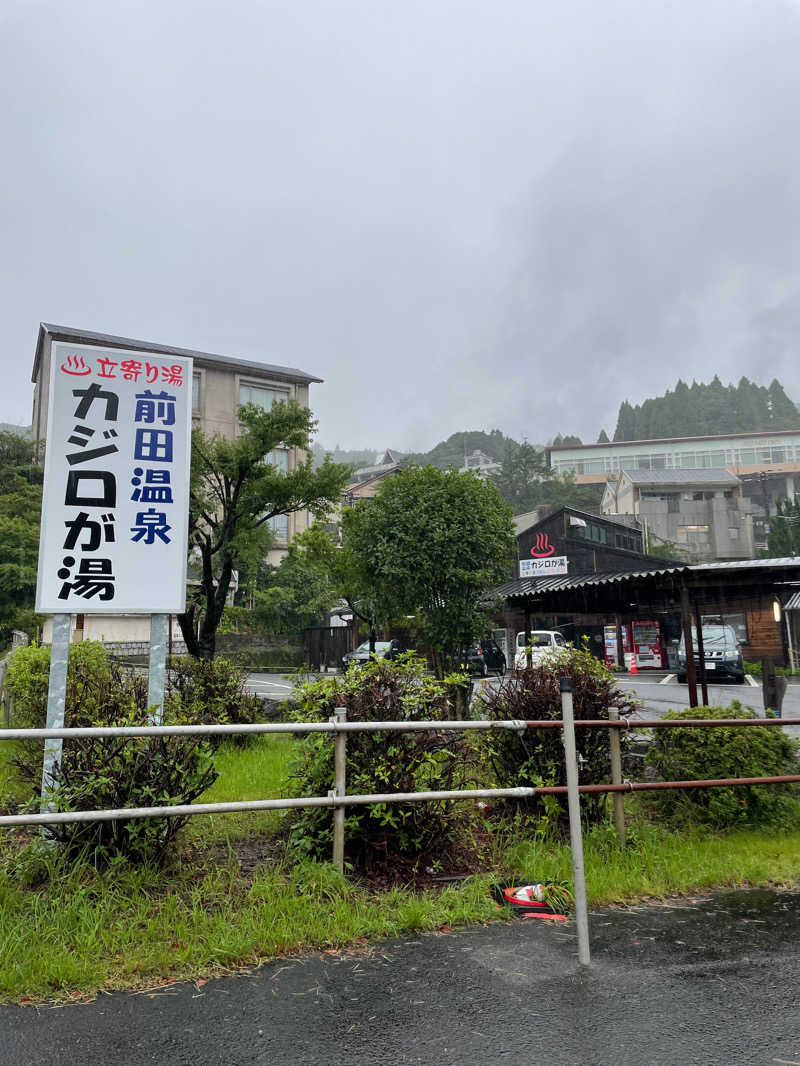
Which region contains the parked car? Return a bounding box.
[462,638,507,677]
[514,630,567,670]
[677,624,744,684]
[341,639,403,670]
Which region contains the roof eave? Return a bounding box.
[34,323,324,386]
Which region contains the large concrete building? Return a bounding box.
[547,430,800,486]
[601,468,755,562]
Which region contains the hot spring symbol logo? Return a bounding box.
[530,533,555,558]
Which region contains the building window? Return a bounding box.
[267,448,289,472]
[728,527,739,540]
[677,524,710,544]
[192,374,201,411]
[240,384,289,411]
[268,513,289,541]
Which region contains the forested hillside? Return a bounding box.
[613,377,800,441]
[311,443,378,470]
[402,429,511,469]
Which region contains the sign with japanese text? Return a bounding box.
[519,556,569,578]
[36,342,192,613]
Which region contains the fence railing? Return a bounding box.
[3,700,800,967]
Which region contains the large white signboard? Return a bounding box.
[520,556,569,578]
[36,342,192,614]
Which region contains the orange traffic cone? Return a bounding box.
[629,651,638,675]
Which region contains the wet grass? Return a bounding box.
[184,735,298,845]
[2,735,800,1003]
[0,850,499,1003]
[502,819,800,905]
[0,737,28,815]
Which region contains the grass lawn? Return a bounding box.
[1,735,800,1003]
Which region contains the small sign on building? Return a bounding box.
[520,556,569,578]
[36,342,192,614]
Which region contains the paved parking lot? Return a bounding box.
[4,888,800,1066]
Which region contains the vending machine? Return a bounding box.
[630,620,666,669]
[603,624,629,668]
[604,621,665,670]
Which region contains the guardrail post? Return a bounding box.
[560,677,590,967]
[331,707,347,874]
[607,709,626,846]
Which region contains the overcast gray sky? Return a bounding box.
[3,0,800,452]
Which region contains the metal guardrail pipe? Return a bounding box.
[558,718,800,729]
[0,720,531,740]
[5,771,798,830]
[3,717,800,742]
[0,787,536,828]
[570,775,800,793]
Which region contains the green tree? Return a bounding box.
[613,400,637,441]
[177,400,351,659]
[250,529,340,634]
[0,431,43,641]
[611,375,799,441]
[403,428,510,470]
[597,428,610,443]
[767,379,800,431]
[343,466,515,677]
[300,522,386,651]
[767,496,800,556]
[491,441,602,516]
[491,440,548,513]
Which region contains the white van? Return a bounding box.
[514,630,567,670]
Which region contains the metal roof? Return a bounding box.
[689,557,800,572]
[33,323,324,386]
[621,467,739,485]
[496,557,800,602]
[785,592,800,611]
[496,566,685,600]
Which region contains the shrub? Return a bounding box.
[7,641,111,730]
[165,655,265,743]
[477,645,637,825]
[10,656,216,864]
[287,655,477,870]
[644,702,800,829]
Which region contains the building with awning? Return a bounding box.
[492,557,800,706]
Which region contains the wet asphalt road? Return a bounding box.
[4,888,800,1066]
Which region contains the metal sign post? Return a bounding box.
[147,614,169,724]
[560,676,591,967]
[40,614,71,816]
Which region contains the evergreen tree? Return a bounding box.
[0,431,43,640]
[611,376,798,442]
[767,379,800,431]
[767,496,800,556]
[613,401,637,441]
[597,429,610,443]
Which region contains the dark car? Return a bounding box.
[341,639,403,670]
[463,638,506,677]
[677,623,745,684]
